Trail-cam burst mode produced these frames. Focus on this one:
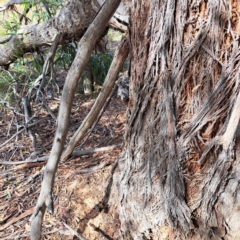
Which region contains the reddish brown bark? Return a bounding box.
[110,0,240,239]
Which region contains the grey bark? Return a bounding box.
[30,0,121,239]
[0,0,129,69]
[2,0,240,239]
[108,0,240,239]
[0,0,97,68]
[61,37,129,162]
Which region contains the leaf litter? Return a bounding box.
[0,70,126,239]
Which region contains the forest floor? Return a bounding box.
[0,69,126,239]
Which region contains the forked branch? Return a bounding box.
[61,36,129,162]
[30,0,121,239]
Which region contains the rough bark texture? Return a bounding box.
[0,0,97,68]
[110,0,240,239]
[0,0,129,68]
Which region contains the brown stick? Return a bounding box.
[0,144,122,165]
[0,207,34,231]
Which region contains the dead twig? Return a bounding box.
[74,161,108,174]
[63,222,87,240]
[22,96,36,148]
[0,117,50,148]
[0,207,34,231]
[36,33,63,101]
[0,144,121,165]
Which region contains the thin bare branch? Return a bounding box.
[0,144,121,165]
[30,1,122,239]
[36,33,63,101]
[62,36,129,161]
[63,223,87,240]
[0,117,50,148]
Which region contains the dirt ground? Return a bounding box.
[0,69,126,239]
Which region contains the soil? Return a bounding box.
[0,69,126,239]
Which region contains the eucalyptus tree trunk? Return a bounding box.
[110,0,240,239]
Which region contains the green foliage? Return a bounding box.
[89,52,113,86]
[20,0,63,23]
[108,29,122,42]
[0,75,11,99]
[0,0,123,103]
[2,12,20,36]
[54,43,76,70]
[0,70,16,105]
[0,0,63,37]
[0,58,41,105]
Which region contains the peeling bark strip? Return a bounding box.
[218,90,240,151]
[111,0,240,239]
[30,1,121,239]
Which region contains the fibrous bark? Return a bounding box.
[109,0,240,239]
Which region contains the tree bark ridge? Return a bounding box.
[110,0,240,239]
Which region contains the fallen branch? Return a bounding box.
[75,161,108,174]
[0,156,48,165]
[0,162,45,178]
[71,144,122,157]
[0,207,34,231]
[63,222,87,240]
[0,144,122,165]
[0,117,50,148]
